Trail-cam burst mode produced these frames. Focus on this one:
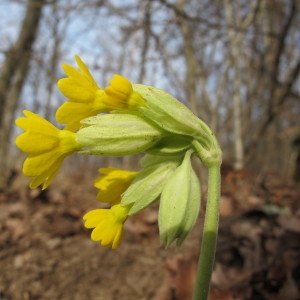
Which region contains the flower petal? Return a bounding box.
[82,204,129,249]
[15,111,80,189]
[94,167,137,205]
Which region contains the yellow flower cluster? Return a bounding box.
[56,55,108,131]
[15,55,220,250]
[15,56,144,249]
[83,167,136,249]
[56,56,144,131]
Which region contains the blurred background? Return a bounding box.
[0,1,299,299]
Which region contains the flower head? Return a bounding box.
[95,167,137,205]
[56,55,110,131]
[104,75,145,109]
[83,204,130,249]
[15,110,81,189]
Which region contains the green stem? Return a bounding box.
[192,163,221,300]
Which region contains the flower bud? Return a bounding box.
[158,149,201,247]
[175,166,201,246]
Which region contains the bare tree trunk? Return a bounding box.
[224,0,259,170]
[245,0,299,165]
[0,0,46,190]
[176,0,198,114]
[138,1,151,83]
[224,1,244,170]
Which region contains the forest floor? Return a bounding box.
[0,165,300,300]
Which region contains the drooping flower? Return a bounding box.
[56,55,110,131]
[15,110,81,189]
[95,167,137,205]
[83,204,130,249]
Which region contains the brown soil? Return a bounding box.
[0,169,300,300]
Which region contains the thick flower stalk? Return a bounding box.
[15,110,82,189]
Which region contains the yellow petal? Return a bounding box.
[75,55,96,80]
[22,150,62,176]
[15,110,80,189]
[110,75,132,95]
[83,210,109,228]
[61,64,81,78]
[29,160,61,190]
[57,78,97,102]
[94,167,137,205]
[16,110,58,134]
[100,225,117,246]
[91,220,111,242]
[112,227,123,249]
[16,132,58,154]
[104,75,144,109]
[83,204,129,249]
[56,94,108,131]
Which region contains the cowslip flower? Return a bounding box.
[95,167,137,205]
[104,74,145,109]
[83,203,130,249]
[56,57,144,131]
[15,110,81,189]
[56,55,111,131]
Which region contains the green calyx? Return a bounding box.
[133,84,206,138]
[121,154,182,214]
[132,84,222,166]
[147,135,193,156]
[76,113,165,156]
[158,149,201,247]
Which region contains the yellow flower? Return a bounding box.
[83,204,130,249]
[104,74,145,109]
[56,55,110,131]
[94,167,137,205]
[15,110,81,189]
